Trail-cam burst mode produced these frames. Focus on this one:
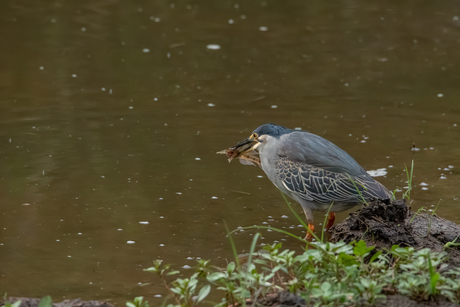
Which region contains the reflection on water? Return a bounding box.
[1,0,460,304]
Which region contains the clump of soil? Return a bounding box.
[1,298,114,307]
[330,199,460,267]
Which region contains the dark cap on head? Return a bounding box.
[253,123,290,137]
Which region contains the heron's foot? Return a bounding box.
[305,223,315,241]
[325,212,336,231]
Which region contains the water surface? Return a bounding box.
[1,0,460,304]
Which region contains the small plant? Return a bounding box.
[143,260,210,307]
[403,160,414,203]
[2,294,21,307]
[126,297,149,307]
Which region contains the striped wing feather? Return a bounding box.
[276,156,390,203]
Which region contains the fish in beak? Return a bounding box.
[217,135,261,166]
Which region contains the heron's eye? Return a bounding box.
[252,133,258,139]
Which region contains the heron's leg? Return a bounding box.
[300,202,315,241]
[325,212,336,230]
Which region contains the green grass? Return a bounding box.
[403,160,414,203]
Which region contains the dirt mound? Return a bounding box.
[329,199,460,267]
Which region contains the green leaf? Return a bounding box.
[361,279,370,288]
[369,250,383,263]
[207,272,226,282]
[353,240,374,257]
[166,270,180,276]
[227,262,235,273]
[11,301,22,307]
[143,267,158,272]
[126,303,136,307]
[196,285,211,304]
[38,296,52,307]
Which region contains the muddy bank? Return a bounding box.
[245,291,459,307]
[330,199,460,267]
[0,298,114,307]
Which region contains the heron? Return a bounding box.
[226,123,391,240]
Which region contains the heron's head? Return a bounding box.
[234,123,290,153]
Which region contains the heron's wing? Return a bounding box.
[276,156,391,203]
[278,131,367,176]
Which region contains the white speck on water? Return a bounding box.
[437,93,444,97]
[159,244,165,246]
[22,203,30,206]
[259,26,268,31]
[78,232,82,235]
[294,127,301,130]
[454,16,459,21]
[109,89,113,94]
[167,52,171,58]
[420,182,429,186]
[448,165,454,169]
[39,66,44,70]
[207,103,215,107]
[257,175,263,178]
[262,221,268,224]
[118,229,123,231]
[195,157,201,161]
[154,295,162,298]
[206,44,221,50]
[362,115,366,118]
[440,176,447,179]
[388,165,393,168]
[160,216,164,219]
[67,255,72,258]
[142,48,150,53]
[344,83,349,87]
[101,88,106,91]
[164,123,168,126]
[56,239,60,242]
[182,265,191,269]
[129,106,133,109]
[281,215,288,218]
[51,18,56,23]
[229,19,234,24]
[271,105,278,108]
[81,27,86,31]
[360,140,366,143]
[72,74,77,78]
[127,240,135,244]
[176,192,182,195]
[154,97,158,101]
[42,170,45,175]
[412,147,420,151]
[187,257,194,260]
[444,167,450,171]
[367,168,387,177]
[422,187,428,190]
[211,196,218,199]
[139,221,149,225]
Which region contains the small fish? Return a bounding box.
[217,139,261,166]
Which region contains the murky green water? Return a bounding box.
[1,0,460,304]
